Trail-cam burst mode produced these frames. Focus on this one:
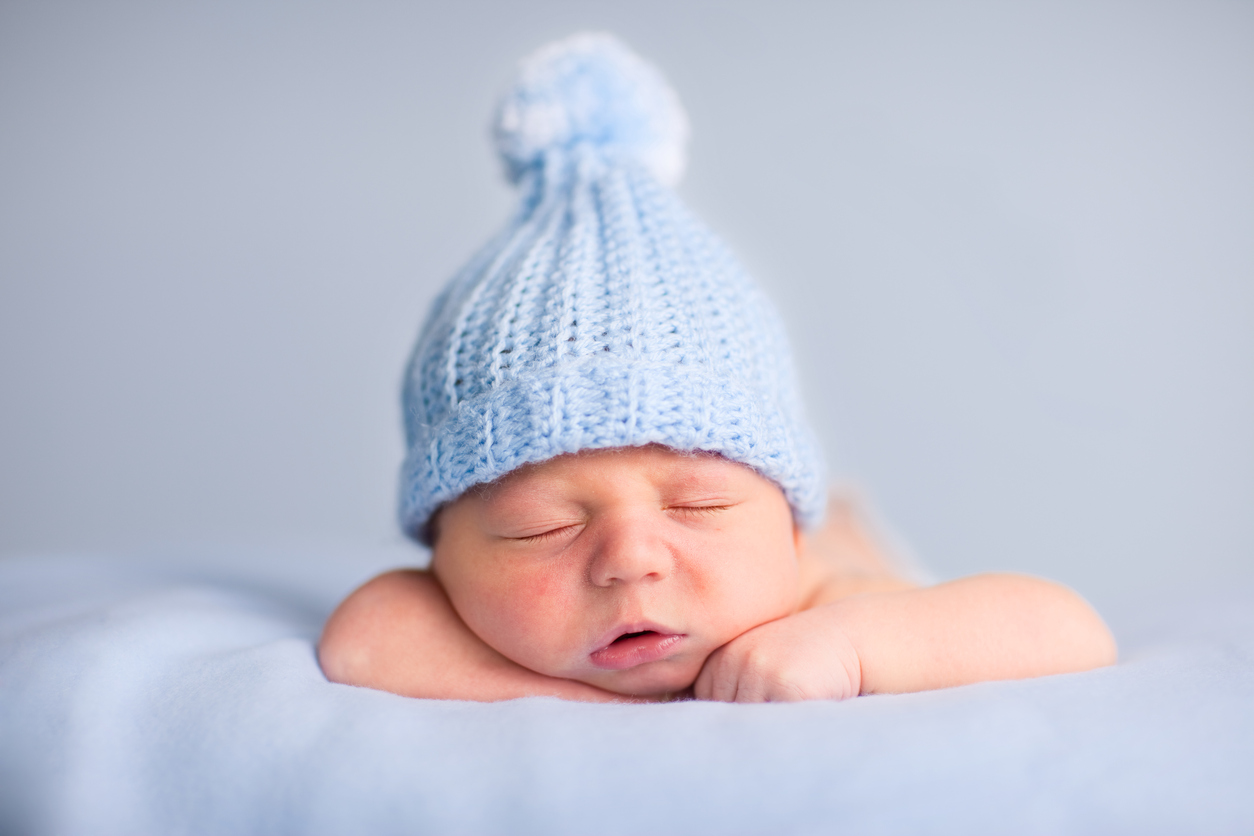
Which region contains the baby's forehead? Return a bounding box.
[469,445,758,502]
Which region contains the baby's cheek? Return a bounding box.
[478,567,580,660]
[718,540,800,631]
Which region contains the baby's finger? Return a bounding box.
[693,661,714,701]
[757,677,809,703]
[729,667,781,703]
[695,650,739,702]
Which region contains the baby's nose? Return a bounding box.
[587,518,673,587]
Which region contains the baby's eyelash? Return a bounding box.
[514,525,578,542]
[669,505,731,516]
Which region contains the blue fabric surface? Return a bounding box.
[2,551,1252,835]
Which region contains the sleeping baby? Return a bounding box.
[318,33,1116,703]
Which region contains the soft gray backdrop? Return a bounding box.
[2,1,1250,614]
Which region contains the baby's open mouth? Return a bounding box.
[612,630,655,644]
[590,627,684,670]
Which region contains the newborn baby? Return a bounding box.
[321,445,1114,702]
[319,34,1115,703]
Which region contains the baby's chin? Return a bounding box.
[572,657,704,699]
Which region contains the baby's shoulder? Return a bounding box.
[798,496,918,609]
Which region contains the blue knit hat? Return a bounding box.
[399,33,826,542]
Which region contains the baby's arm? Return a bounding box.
[318,570,634,702]
[694,573,1117,702]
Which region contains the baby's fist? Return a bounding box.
[693,607,862,702]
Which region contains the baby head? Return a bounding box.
[398,34,825,696]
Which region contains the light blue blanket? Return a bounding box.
[2,550,1251,835]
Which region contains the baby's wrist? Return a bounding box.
[830,621,863,699]
[801,605,862,699]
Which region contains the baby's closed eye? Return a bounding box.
[511,523,584,543]
[666,504,732,517]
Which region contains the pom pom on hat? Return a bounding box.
[494,33,689,187]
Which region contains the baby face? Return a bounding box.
[430,445,802,697]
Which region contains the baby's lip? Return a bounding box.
[589,622,686,671]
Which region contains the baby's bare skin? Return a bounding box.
[320,446,1116,702]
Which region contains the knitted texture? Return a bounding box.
[399,33,825,541]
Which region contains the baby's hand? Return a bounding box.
[693,607,862,702]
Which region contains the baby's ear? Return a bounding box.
[792,522,804,556]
